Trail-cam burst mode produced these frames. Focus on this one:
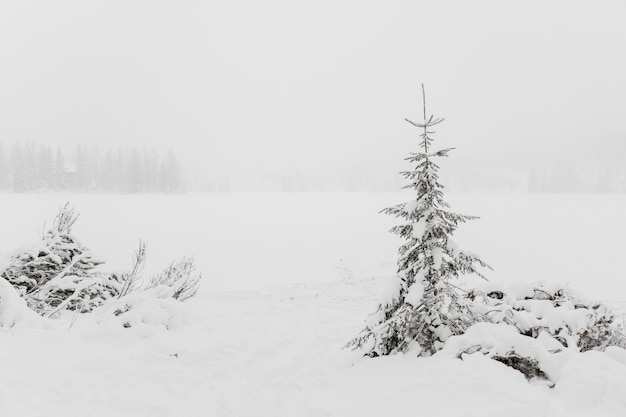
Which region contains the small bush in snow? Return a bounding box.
[468,282,626,353]
[148,257,201,301]
[0,204,202,320]
[1,203,122,316]
[80,254,200,332]
[433,282,626,380]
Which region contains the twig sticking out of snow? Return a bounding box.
[52,202,79,234]
[118,240,147,298]
[148,257,201,301]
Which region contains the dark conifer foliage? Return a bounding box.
[1,204,122,315]
[1,204,203,317]
[347,86,490,356]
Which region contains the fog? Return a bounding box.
[1,0,625,191]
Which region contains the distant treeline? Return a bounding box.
[0,141,184,193]
[194,166,626,193]
[443,165,626,193]
[527,165,626,193]
[2,141,624,194]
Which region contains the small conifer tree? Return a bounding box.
[1,203,122,315]
[347,86,490,356]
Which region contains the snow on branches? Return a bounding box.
[468,282,626,353]
[347,88,490,357]
[148,256,201,301]
[0,203,202,321]
[1,203,121,316]
[441,282,626,381]
[346,87,626,382]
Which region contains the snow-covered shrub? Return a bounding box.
[0,203,202,334]
[468,282,626,353]
[147,256,201,301]
[0,203,203,320]
[78,256,199,335]
[438,282,626,380]
[346,88,490,357]
[1,203,122,316]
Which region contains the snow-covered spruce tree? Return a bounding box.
[347,86,490,356]
[1,203,122,315]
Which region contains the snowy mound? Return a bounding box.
[0,276,44,330]
[1,276,626,416]
[81,287,190,337]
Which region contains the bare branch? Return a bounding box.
[52,203,79,234]
[118,240,147,298]
[405,118,425,128]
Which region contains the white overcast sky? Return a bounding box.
[1,0,625,182]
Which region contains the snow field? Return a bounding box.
[1,192,625,299]
[5,277,625,416]
[1,192,626,416]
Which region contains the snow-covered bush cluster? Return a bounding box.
[148,256,201,301]
[0,203,201,327]
[447,281,626,380]
[469,282,626,354]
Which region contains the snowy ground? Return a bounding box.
[1,192,626,416]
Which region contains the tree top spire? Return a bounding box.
[405,84,444,153]
[422,83,426,121]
